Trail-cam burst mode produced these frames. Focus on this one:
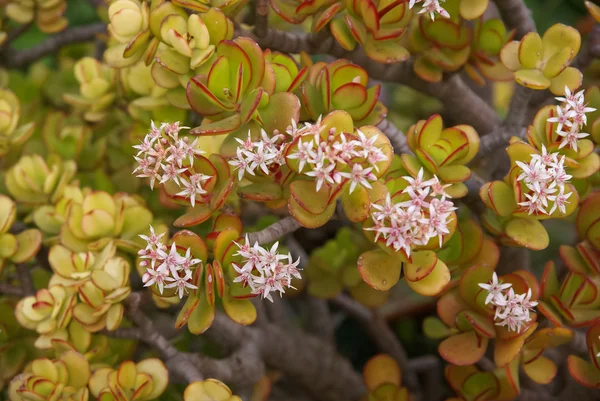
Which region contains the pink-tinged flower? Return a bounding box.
[160,163,188,185]
[495,313,527,333]
[371,194,396,221]
[478,272,512,305]
[142,268,169,294]
[232,262,257,290]
[163,121,190,139]
[339,164,376,194]
[530,145,559,167]
[287,138,315,173]
[235,132,255,151]
[182,138,204,167]
[515,160,550,192]
[353,130,379,159]
[157,243,187,275]
[164,269,198,299]
[306,162,336,192]
[139,225,165,248]
[555,86,584,109]
[547,105,575,134]
[403,168,435,197]
[176,173,211,207]
[548,187,572,215]
[557,125,589,151]
[417,0,449,20]
[229,148,255,181]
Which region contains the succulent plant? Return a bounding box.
[537,259,600,328]
[363,354,411,401]
[60,191,154,252]
[269,0,340,26]
[403,114,480,198]
[299,59,387,126]
[0,88,36,156]
[445,361,521,400]
[149,216,259,333]
[184,379,241,401]
[31,185,83,236]
[0,298,35,391]
[408,14,472,83]
[500,23,582,95]
[88,358,169,401]
[526,106,599,181]
[465,18,514,85]
[5,155,77,207]
[329,0,411,63]
[48,242,131,332]
[5,0,68,33]
[568,322,600,389]
[8,351,90,401]
[305,227,389,307]
[186,37,301,144]
[479,139,582,251]
[15,285,77,348]
[63,58,118,123]
[437,210,500,275]
[576,191,600,250]
[172,0,248,15]
[0,195,43,274]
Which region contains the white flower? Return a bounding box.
[478,272,512,305]
[339,164,376,193]
[142,268,169,294]
[416,0,449,20]
[306,162,336,192]
[164,269,198,299]
[547,106,575,136]
[557,125,589,151]
[287,138,315,173]
[548,187,573,215]
[177,173,211,207]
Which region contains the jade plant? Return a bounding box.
[0,0,600,400]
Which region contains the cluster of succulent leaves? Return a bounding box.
[0,0,599,399]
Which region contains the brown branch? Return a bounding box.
[1,23,107,68]
[242,27,500,135]
[205,313,366,401]
[377,119,410,154]
[246,216,301,244]
[474,125,526,163]
[493,0,536,40]
[331,294,420,393]
[16,264,35,296]
[503,85,534,132]
[254,0,269,38]
[0,281,25,297]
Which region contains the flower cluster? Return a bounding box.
[229,129,286,180]
[366,169,456,257]
[515,145,573,215]
[409,0,450,20]
[232,236,301,302]
[547,86,596,151]
[139,226,201,298]
[479,272,538,333]
[133,121,210,206]
[229,118,388,194]
[288,120,387,193]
